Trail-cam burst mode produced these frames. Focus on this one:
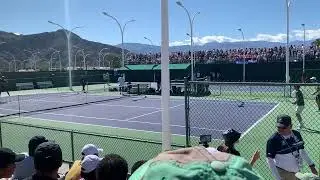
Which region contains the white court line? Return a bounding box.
[240,103,280,139]
[21,99,161,110]
[0,105,223,133]
[12,115,187,138]
[124,104,184,121]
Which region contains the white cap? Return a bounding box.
[310,77,317,80]
[81,155,102,173]
[81,144,103,156]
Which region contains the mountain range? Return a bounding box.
[0,30,123,71]
[119,40,313,54]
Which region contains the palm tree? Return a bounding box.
[312,39,320,47]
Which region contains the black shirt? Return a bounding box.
[266,130,304,159]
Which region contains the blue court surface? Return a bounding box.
[0,93,277,139]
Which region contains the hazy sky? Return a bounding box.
[1,0,320,46]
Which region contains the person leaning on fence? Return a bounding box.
[12,136,49,180]
[80,155,101,180]
[65,144,103,180]
[24,142,63,180]
[292,85,305,129]
[266,115,318,180]
[0,148,25,179]
[96,154,128,180]
[310,77,320,111]
[217,128,260,166]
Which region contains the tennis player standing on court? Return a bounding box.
[118,75,125,95]
[310,77,320,111]
[292,85,305,129]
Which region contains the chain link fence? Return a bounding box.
[184,80,320,179]
[0,118,185,172]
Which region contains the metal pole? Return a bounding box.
[302,24,306,73]
[161,0,171,151]
[238,28,246,82]
[184,77,190,147]
[285,0,290,83]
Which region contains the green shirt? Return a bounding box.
[296,90,305,106]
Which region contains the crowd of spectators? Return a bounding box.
[0,115,319,180]
[127,45,320,65]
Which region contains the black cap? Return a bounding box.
[222,129,241,145]
[28,136,49,156]
[34,142,62,171]
[0,148,25,168]
[277,115,292,128]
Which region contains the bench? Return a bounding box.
[37,81,53,89]
[16,82,34,90]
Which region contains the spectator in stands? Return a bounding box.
[27,142,63,180]
[0,148,25,179]
[13,136,49,180]
[129,146,262,179]
[266,115,317,180]
[96,154,128,180]
[66,144,103,180]
[80,155,101,180]
[217,128,260,166]
[131,160,146,175]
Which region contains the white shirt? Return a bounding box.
[12,153,35,180]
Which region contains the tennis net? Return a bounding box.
[0,91,126,118]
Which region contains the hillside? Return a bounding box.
[0,30,122,71]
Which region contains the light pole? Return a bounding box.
[144,37,154,46]
[285,0,291,83]
[98,48,109,68]
[161,0,171,151]
[3,51,16,72]
[176,1,200,81]
[74,49,84,70]
[48,20,83,90]
[301,23,306,73]
[50,50,61,71]
[102,12,135,67]
[24,50,40,70]
[83,53,90,70]
[237,28,246,82]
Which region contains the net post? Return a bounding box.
[184,77,190,147]
[137,84,140,95]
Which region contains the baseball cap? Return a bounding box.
[295,172,320,180]
[277,115,292,128]
[28,136,49,156]
[310,77,317,81]
[0,148,25,168]
[129,146,262,180]
[81,144,103,156]
[222,128,241,144]
[34,142,62,171]
[81,155,102,173]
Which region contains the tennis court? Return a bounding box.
[0,91,277,140]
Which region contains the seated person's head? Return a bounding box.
[34,142,62,174]
[28,136,49,157]
[96,154,128,180]
[131,160,146,174]
[0,148,25,178]
[81,155,101,180]
[222,128,241,147]
[81,144,103,160]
